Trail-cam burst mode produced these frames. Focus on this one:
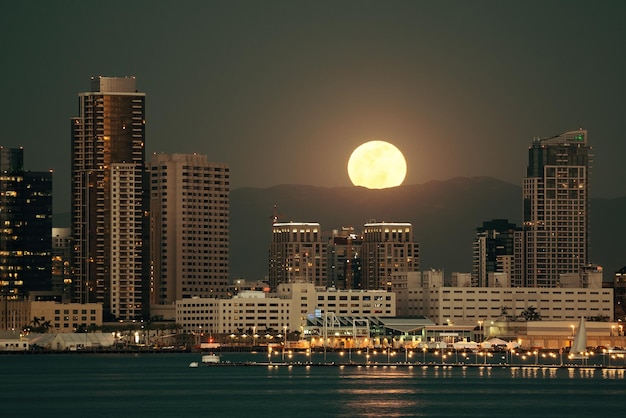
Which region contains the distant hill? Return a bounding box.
[55,176,626,281]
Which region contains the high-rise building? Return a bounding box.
[149,153,230,309]
[269,222,327,289]
[0,147,52,299]
[70,76,148,321]
[472,219,521,287]
[523,129,592,287]
[361,222,419,291]
[361,222,419,316]
[327,227,362,289]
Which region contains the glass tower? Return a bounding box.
[0,147,52,299]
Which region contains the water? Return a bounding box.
[1,352,624,417]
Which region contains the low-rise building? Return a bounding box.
[30,301,103,332]
[408,286,613,326]
[175,283,396,338]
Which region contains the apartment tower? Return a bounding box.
[70,76,148,321]
[149,153,230,309]
[523,129,592,287]
[269,222,327,289]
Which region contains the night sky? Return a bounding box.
[2,1,625,214]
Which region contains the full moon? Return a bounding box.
[347,140,407,189]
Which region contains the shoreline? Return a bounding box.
[191,361,626,370]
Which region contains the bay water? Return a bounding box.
[1,352,624,417]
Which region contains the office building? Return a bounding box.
[269,222,327,289]
[408,285,613,326]
[70,76,148,321]
[0,147,52,299]
[472,219,521,287]
[149,153,230,316]
[327,227,362,289]
[523,129,592,287]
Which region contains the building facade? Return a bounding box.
[327,227,362,290]
[408,285,613,326]
[269,222,327,289]
[175,282,395,337]
[71,76,148,321]
[472,219,521,287]
[0,147,52,299]
[149,153,230,311]
[361,222,419,315]
[52,228,73,301]
[523,129,592,287]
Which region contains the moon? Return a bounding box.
[347,140,407,189]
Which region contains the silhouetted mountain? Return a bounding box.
[54,176,626,282]
[230,177,626,281]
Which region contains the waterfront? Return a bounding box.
[1,352,625,417]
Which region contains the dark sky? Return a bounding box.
[2,1,625,214]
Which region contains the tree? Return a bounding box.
[520,306,541,321]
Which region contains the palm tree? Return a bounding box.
[520,306,541,321]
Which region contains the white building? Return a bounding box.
[110,163,144,320]
[408,285,613,326]
[175,283,395,336]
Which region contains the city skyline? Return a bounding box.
[2,1,626,215]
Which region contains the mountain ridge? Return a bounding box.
[53,176,626,282]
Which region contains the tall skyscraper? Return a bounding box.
[269,222,327,289]
[523,129,592,287]
[0,147,53,299]
[471,219,521,287]
[149,153,230,309]
[71,76,148,321]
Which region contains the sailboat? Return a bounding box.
[568,317,588,363]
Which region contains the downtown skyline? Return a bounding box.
[2,1,626,216]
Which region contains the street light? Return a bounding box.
[478,320,483,342]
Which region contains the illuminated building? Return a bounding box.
[175,282,395,336]
[0,147,52,299]
[523,129,592,287]
[361,222,419,315]
[472,219,522,287]
[327,227,362,289]
[269,222,327,289]
[70,76,148,320]
[148,153,229,317]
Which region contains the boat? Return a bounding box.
[201,353,221,364]
[568,317,588,362]
[188,362,199,368]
